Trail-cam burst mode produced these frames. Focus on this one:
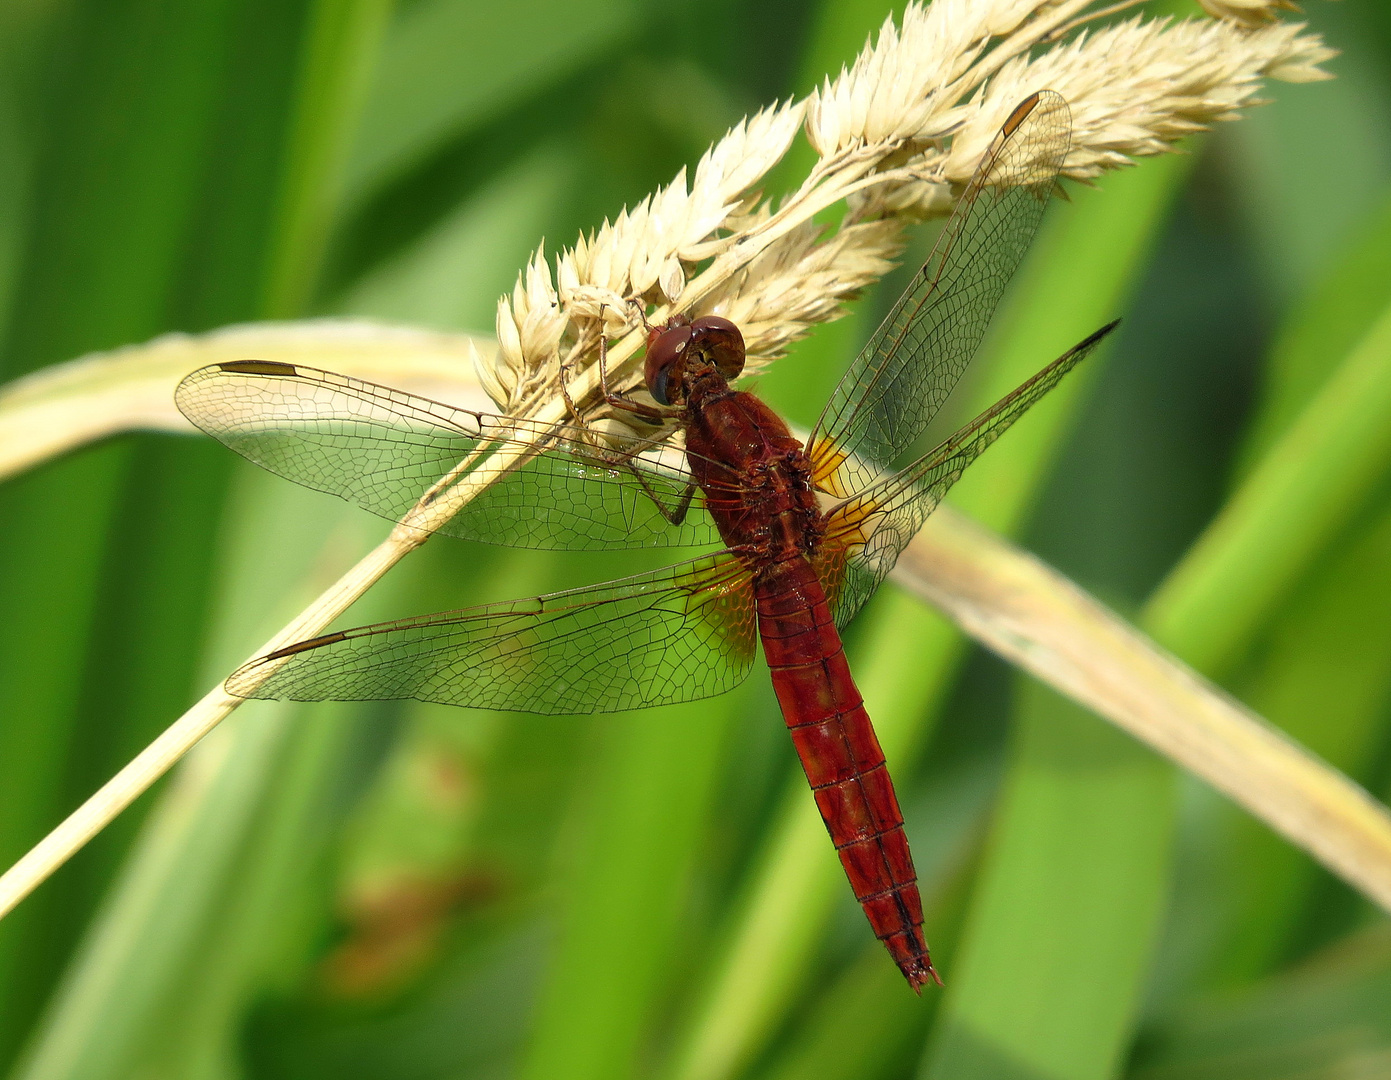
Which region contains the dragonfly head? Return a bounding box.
[644,315,746,406]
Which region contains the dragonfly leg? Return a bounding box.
[597,310,681,422]
[578,425,697,526]
[666,481,697,526]
[557,353,584,426]
[625,296,656,334]
[624,472,697,527]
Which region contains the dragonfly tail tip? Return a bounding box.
[903,956,942,994]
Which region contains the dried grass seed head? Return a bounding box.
[949,15,1336,182]
[489,0,1333,418]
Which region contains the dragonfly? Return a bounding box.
[176,90,1116,993]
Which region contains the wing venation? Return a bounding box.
[227,552,758,715]
[176,362,719,550]
[820,319,1118,627]
[809,90,1072,499]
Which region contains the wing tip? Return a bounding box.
[223,631,350,699]
[174,360,302,413]
[902,955,943,994]
[1077,317,1122,352]
[1001,92,1042,136]
[215,360,301,377]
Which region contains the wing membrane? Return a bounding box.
[226,552,757,715]
[808,91,1071,499]
[176,361,720,550]
[818,320,1117,627]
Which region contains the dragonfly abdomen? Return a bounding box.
[755,556,938,992]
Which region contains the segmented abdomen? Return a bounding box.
[755,556,938,991]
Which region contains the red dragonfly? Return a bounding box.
[176,91,1115,992]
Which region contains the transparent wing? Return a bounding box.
[176,361,720,550]
[226,551,757,715]
[816,320,1118,627]
[808,91,1071,499]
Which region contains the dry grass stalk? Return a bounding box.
[0,0,1334,919]
[899,506,1391,913]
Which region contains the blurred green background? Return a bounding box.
[1,1,1390,1078]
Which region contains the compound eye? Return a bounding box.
[644,324,693,406]
[650,366,672,407]
[690,315,745,380]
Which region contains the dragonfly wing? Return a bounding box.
[176,361,719,550]
[808,91,1071,499]
[816,321,1117,627]
[225,552,757,715]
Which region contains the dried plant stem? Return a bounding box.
[0,522,427,921]
[897,505,1391,911]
